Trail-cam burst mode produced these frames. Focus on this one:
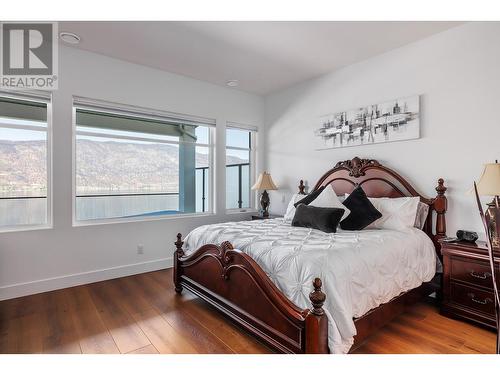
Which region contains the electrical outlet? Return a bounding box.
[281,194,286,203]
[137,244,144,254]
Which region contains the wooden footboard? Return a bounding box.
[173,233,329,354]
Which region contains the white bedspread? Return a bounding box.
[184,218,436,353]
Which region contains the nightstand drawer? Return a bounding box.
[440,240,498,330]
[450,257,494,290]
[450,282,495,316]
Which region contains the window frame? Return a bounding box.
[0,90,53,233]
[225,122,257,213]
[71,97,215,226]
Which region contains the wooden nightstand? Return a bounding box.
[251,214,281,220]
[440,240,499,330]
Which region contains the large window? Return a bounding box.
[74,98,214,223]
[0,92,51,230]
[226,125,256,211]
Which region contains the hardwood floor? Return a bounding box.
[0,269,496,354]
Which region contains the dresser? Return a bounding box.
[441,240,499,330]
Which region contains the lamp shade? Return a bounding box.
[476,163,500,196]
[251,172,278,191]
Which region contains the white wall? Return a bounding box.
[265,22,500,238]
[0,45,264,300]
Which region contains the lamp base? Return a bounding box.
[260,190,270,218]
[486,199,500,248]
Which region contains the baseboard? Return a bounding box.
[0,257,173,301]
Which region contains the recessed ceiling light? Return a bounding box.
[59,32,81,45]
[226,80,239,87]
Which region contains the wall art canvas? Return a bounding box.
[314,95,420,150]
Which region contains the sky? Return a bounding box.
[1,116,252,148]
[0,117,47,141]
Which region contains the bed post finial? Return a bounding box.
[298,180,306,195]
[174,233,184,293]
[309,278,326,316]
[175,233,184,256]
[305,277,329,353]
[434,178,447,240]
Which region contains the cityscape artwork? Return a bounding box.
[314,95,420,150]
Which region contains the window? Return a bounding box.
[0,92,51,231]
[226,125,256,211]
[73,98,214,223]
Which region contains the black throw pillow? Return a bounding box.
[340,186,382,230]
[292,204,344,233]
[294,185,326,207]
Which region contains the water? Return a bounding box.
[226,164,250,209]
[0,168,246,226]
[0,195,182,226]
[75,194,180,221]
[0,198,47,227]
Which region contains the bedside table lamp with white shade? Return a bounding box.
[475,161,500,248]
[251,172,278,218]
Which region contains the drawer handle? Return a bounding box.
[469,270,491,280]
[467,293,493,305]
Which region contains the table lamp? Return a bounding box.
[475,161,500,248]
[251,172,278,217]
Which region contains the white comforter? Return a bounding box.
[184,218,436,353]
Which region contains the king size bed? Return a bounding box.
[173,157,448,354]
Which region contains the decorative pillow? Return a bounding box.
[308,185,350,220]
[340,186,382,230]
[284,193,304,221]
[414,202,430,230]
[294,186,325,207]
[292,204,345,233]
[366,196,420,230]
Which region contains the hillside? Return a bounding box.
[0,139,246,195]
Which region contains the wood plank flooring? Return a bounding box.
[0,268,496,354]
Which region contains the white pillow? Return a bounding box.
[284,193,303,221]
[366,196,420,230]
[309,186,350,221]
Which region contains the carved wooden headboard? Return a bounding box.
[298,157,447,250]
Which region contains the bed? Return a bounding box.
[173,157,448,353]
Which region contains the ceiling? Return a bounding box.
[59,21,462,95]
